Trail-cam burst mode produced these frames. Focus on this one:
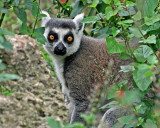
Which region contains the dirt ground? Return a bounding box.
[0,35,68,128]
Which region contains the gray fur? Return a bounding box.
[46,18,76,29]
[98,107,130,128]
[42,12,133,127]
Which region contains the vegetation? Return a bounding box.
[0,0,160,127]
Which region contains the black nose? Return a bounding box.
[54,43,66,56]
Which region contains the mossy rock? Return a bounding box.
[0,35,68,128]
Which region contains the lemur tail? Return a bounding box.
[98,107,129,128]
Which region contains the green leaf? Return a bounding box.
[142,45,153,58]
[118,20,133,25]
[112,27,120,37]
[136,63,150,69]
[70,0,86,18]
[122,90,143,105]
[142,22,160,33]
[144,14,160,26]
[144,119,157,128]
[136,102,147,114]
[114,0,120,5]
[117,80,128,88]
[118,19,133,28]
[136,0,158,17]
[0,86,13,96]
[14,8,27,23]
[126,1,135,6]
[143,0,158,17]
[81,114,95,125]
[95,26,110,38]
[0,39,13,50]
[129,27,146,38]
[143,35,156,44]
[96,2,106,13]
[24,0,33,10]
[13,0,20,6]
[106,37,125,53]
[100,101,119,109]
[120,52,131,60]
[133,49,146,62]
[113,122,124,128]
[35,27,45,34]
[0,28,14,36]
[118,6,136,16]
[31,2,39,17]
[108,85,119,99]
[0,73,20,81]
[69,122,86,128]
[32,32,46,44]
[105,6,118,20]
[133,68,152,91]
[118,115,137,125]
[19,22,29,34]
[46,117,63,128]
[133,11,142,21]
[81,16,100,23]
[38,13,47,18]
[133,45,153,62]
[89,0,99,7]
[147,55,158,64]
[102,0,111,4]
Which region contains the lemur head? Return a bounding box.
[41,11,84,57]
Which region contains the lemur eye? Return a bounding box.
[67,36,73,42]
[49,35,55,40]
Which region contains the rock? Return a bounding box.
[0,35,68,128]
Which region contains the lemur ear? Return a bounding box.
[41,11,51,27]
[73,13,84,32]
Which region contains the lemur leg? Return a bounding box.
[70,100,89,124]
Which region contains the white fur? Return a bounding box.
[73,13,84,25]
[44,44,75,112]
[43,44,70,102]
[41,11,51,27]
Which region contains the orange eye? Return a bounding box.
[67,36,73,42]
[50,35,55,40]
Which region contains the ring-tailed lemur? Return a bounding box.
[41,11,132,127]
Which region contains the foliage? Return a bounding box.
[1,0,160,127]
[0,86,13,96]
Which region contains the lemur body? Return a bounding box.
[42,12,132,127]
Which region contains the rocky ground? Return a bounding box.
[0,35,68,128]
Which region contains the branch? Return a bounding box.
[0,13,5,27]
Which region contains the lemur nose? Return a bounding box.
[54,43,66,56]
[57,43,64,51]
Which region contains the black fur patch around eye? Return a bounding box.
[47,31,58,43]
[64,31,74,44]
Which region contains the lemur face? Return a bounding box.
[42,13,84,57]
